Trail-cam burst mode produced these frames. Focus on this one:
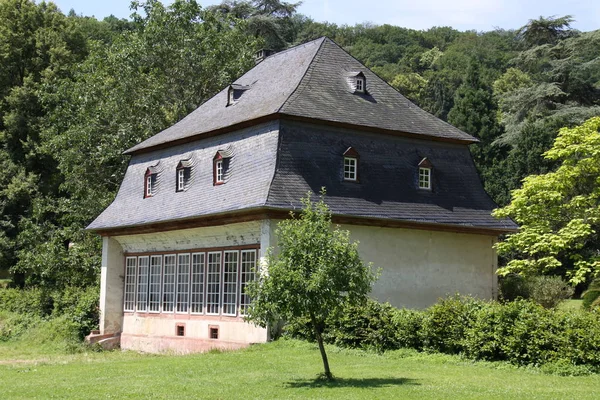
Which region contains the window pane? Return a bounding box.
[240,250,257,315]
[190,253,205,314]
[124,257,137,312]
[149,255,162,312]
[162,255,176,312]
[136,256,149,312]
[176,254,190,313]
[222,251,239,316]
[206,252,221,314]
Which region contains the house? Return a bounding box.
[87,37,517,353]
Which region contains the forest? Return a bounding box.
[0,0,599,296]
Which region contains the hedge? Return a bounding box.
[285,296,600,370]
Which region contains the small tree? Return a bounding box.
[246,191,376,380]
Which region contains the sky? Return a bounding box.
[50,0,599,33]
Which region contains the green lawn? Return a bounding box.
[559,299,583,311]
[1,339,599,399]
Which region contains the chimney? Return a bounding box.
[254,49,274,64]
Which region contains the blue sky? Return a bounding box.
[51,0,599,32]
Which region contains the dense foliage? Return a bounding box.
[494,117,600,284]
[0,0,598,307]
[286,297,600,374]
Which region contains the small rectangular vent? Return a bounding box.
[209,326,219,340]
[176,324,185,337]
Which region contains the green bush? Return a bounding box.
[526,276,574,308]
[499,274,529,301]
[500,275,574,308]
[391,308,423,350]
[0,286,99,340]
[582,279,600,310]
[285,295,600,371]
[326,300,401,353]
[419,295,483,354]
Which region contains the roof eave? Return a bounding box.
[88,205,517,237]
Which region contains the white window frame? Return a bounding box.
[162,254,177,313]
[228,88,235,105]
[215,160,224,183]
[136,256,150,312]
[148,255,162,313]
[240,249,257,315]
[419,167,431,190]
[176,253,191,314]
[190,252,205,315]
[356,77,364,92]
[177,168,185,191]
[146,175,153,197]
[124,257,137,312]
[344,157,357,181]
[222,251,239,316]
[206,251,222,315]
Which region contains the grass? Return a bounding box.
[559,299,583,311]
[1,339,599,399]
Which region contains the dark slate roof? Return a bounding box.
[266,121,517,231]
[125,37,475,154]
[87,122,279,230]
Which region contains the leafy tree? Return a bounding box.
[494,117,600,284]
[8,0,258,287]
[390,72,427,105]
[210,0,300,50]
[447,61,506,204]
[517,15,576,48]
[0,0,89,277]
[246,192,376,380]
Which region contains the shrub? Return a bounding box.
[0,286,99,340]
[419,295,483,354]
[526,276,574,308]
[582,279,600,310]
[499,274,529,301]
[326,300,401,353]
[391,308,423,350]
[284,295,600,371]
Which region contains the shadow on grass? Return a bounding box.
[286,376,419,389]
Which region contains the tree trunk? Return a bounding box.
[310,312,332,380]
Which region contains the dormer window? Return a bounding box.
[226,84,250,106]
[213,148,233,185]
[347,71,367,94]
[176,160,192,192]
[144,168,158,198]
[215,159,224,183]
[228,87,235,106]
[356,77,364,92]
[343,147,359,182]
[418,158,433,190]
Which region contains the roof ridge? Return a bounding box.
[277,37,327,113]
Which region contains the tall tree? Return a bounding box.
[9,0,259,287]
[494,117,600,285]
[210,0,300,50]
[447,61,506,204]
[517,15,576,48]
[247,192,376,380]
[0,0,89,276]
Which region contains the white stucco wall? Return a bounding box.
[113,220,263,253]
[99,237,125,334]
[341,224,498,309]
[99,218,498,352]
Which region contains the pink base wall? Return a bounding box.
[120,333,252,354]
